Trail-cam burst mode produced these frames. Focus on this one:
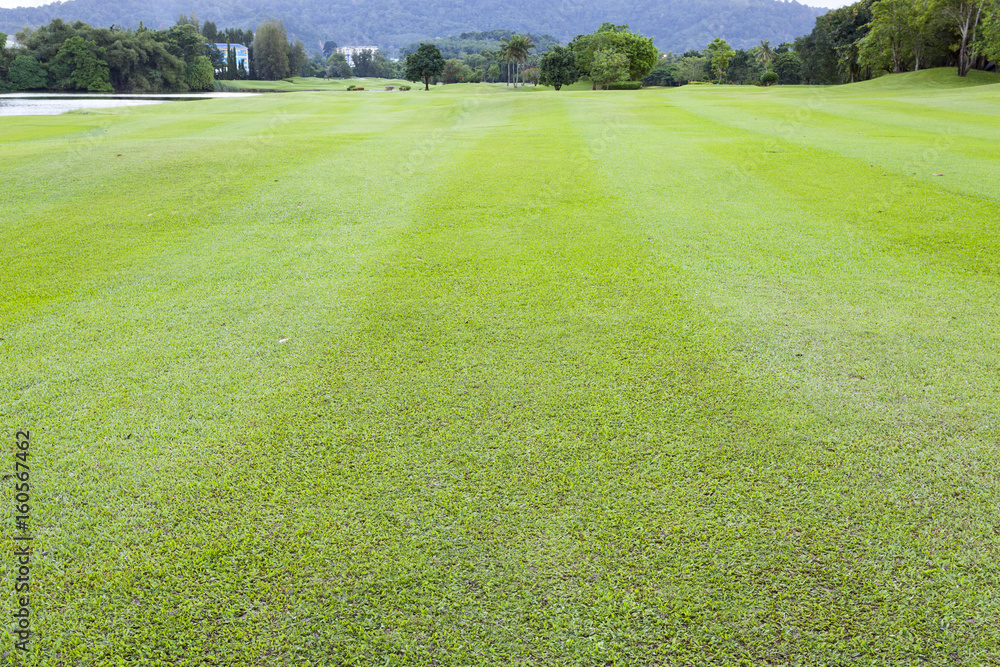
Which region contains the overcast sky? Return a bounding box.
[0,0,851,10]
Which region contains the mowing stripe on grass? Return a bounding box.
[1,82,997,664]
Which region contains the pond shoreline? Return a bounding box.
[0,92,265,99]
[0,92,262,116]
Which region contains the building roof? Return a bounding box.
[213,43,248,50]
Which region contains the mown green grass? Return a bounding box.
[2,70,998,665]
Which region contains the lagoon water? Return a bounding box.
[0,97,166,116]
[0,92,259,116]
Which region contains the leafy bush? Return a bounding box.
[643,64,680,87]
[607,80,643,90]
[399,85,411,91]
[385,85,395,90]
[346,84,356,90]
[759,71,779,86]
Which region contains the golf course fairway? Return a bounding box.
[2,69,999,664]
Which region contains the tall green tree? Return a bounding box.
[643,56,683,86]
[707,37,736,83]
[373,51,402,78]
[507,34,535,86]
[570,23,658,88]
[185,54,214,89]
[54,35,113,91]
[754,39,776,71]
[200,21,218,42]
[1,32,13,91]
[538,45,580,90]
[253,19,290,80]
[977,0,1000,63]
[859,0,919,73]
[9,53,49,90]
[911,0,951,70]
[568,31,607,88]
[404,43,445,90]
[441,58,474,83]
[288,38,307,77]
[794,0,875,83]
[351,48,376,77]
[175,12,199,29]
[772,50,804,83]
[937,0,985,75]
[677,52,710,81]
[499,38,514,85]
[725,49,763,84]
[326,51,352,78]
[605,27,658,80]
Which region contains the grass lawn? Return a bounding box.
[2,67,998,665]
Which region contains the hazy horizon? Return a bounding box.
[0,0,849,12]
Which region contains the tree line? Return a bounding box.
[4,3,997,93]
[640,39,803,86]
[0,15,328,91]
[634,0,1000,87]
[402,24,658,90]
[794,0,1000,83]
[178,14,310,82]
[0,19,214,92]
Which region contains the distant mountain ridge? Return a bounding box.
[0,0,825,54]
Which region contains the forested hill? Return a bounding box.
[1,0,824,54]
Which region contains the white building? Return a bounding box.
[336,46,379,67]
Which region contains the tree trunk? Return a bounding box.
[952,2,982,77]
[959,31,970,76]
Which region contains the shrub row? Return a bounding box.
[607,80,643,90]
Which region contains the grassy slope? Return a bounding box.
[850,66,1000,89]
[1,75,998,665]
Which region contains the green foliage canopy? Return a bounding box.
[10,53,48,89]
[405,43,445,90]
[570,23,657,88]
[707,37,736,83]
[326,52,352,78]
[253,19,290,80]
[185,54,214,90]
[592,48,630,89]
[54,35,112,91]
[772,50,803,83]
[538,45,580,90]
[288,39,307,77]
[2,17,215,91]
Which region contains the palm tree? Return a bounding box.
[499,39,514,86]
[505,34,535,87]
[755,39,775,72]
